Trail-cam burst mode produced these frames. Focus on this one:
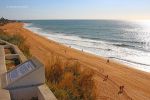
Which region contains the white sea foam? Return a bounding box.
[24,23,150,72]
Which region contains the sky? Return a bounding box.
[0,0,150,20]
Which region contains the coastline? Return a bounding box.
[0,22,150,100]
[24,22,150,72]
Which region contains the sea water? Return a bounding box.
[23,20,150,72]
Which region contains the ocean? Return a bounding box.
[23,20,150,72]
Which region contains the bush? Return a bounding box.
[77,70,95,100]
[46,54,96,100]
[0,29,31,58]
[48,63,63,84]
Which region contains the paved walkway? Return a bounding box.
[0,45,11,100]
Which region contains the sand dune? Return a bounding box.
[0,22,150,100]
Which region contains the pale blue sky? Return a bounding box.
[0,0,150,20]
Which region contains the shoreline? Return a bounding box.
[1,22,150,100]
[24,23,149,74]
[24,22,150,72]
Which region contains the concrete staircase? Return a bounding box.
[0,39,57,100]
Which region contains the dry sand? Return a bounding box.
[0,22,150,100]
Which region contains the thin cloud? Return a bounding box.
[6,5,28,9]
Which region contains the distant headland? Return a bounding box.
[0,17,17,26]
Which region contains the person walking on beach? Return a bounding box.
[103,75,108,81]
[107,59,109,63]
[118,86,124,94]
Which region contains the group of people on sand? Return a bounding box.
[105,59,124,95]
[64,46,84,54]
[103,74,124,95]
[64,46,124,95]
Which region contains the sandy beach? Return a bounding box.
[0,22,150,100]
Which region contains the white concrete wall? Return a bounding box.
[10,86,38,100]
[7,66,45,89]
[38,84,57,100]
[10,84,57,100]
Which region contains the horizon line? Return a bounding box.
[16,18,150,21]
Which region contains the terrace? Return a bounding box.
[0,39,57,100]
